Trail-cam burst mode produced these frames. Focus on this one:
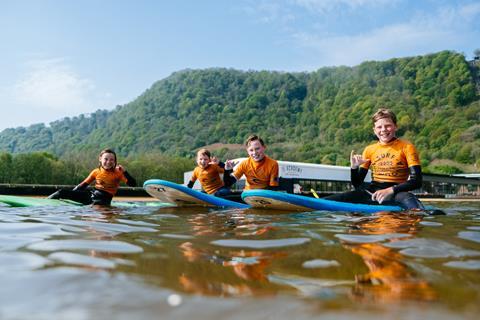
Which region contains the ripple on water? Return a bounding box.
[115,219,159,227]
[385,238,480,258]
[160,234,194,239]
[419,221,443,226]
[458,231,480,244]
[467,226,480,231]
[443,259,480,270]
[27,240,143,253]
[0,222,72,237]
[0,252,50,271]
[0,235,42,251]
[268,273,355,298]
[211,238,310,249]
[0,213,26,222]
[48,252,116,269]
[302,259,340,269]
[83,222,158,235]
[334,233,410,244]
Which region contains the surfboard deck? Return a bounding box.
[241,190,403,214]
[143,179,250,209]
[0,195,173,208]
[0,195,82,207]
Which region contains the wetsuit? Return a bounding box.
[48,167,136,205]
[224,156,279,190]
[326,138,424,209]
[187,163,230,197]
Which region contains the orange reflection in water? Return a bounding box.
[179,241,286,296]
[346,212,437,302]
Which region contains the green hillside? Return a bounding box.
[1,50,479,173]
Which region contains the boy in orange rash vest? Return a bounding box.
[187,148,231,197]
[325,108,424,209]
[224,135,279,190]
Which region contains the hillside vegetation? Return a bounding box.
[0,50,478,179]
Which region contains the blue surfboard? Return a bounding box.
[143,179,250,209]
[241,190,403,214]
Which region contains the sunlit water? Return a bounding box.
[0,200,479,319]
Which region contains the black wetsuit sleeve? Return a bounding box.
[72,182,89,191]
[392,165,422,194]
[123,171,137,187]
[223,169,237,187]
[351,167,368,189]
[187,180,194,188]
[266,185,279,191]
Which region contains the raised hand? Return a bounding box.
[209,156,219,165]
[224,160,238,170]
[350,150,370,169]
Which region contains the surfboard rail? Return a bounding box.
[143,179,250,209]
[241,189,403,213]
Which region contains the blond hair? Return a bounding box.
[372,108,397,125]
[245,135,265,147]
[196,148,211,158]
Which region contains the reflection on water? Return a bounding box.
[0,202,479,319]
[338,212,437,302]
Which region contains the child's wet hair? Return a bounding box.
[245,135,265,147]
[372,108,397,125]
[197,148,211,158]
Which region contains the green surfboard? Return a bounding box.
[0,195,82,207]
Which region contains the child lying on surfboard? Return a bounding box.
[48,148,136,206]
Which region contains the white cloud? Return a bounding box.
[241,0,296,25]
[11,58,95,112]
[0,57,106,130]
[458,2,480,21]
[292,3,480,67]
[292,0,395,13]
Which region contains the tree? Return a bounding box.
[474,48,480,59]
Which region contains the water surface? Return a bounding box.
[0,200,479,319]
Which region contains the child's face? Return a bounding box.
[373,117,397,144]
[196,154,210,168]
[99,153,116,170]
[246,140,266,162]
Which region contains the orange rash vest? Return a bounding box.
[233,156,279,190]
[360,138,421,184]
[190,164,225,194]
[82,167,128,195]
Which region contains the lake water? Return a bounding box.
[0,200,479,319]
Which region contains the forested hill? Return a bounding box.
[1,50,479,170]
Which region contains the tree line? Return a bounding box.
[0,151,192,185]
[0,50,478,182]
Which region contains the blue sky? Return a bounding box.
[1,0,479,130]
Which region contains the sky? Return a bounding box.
[0,0,479,131]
